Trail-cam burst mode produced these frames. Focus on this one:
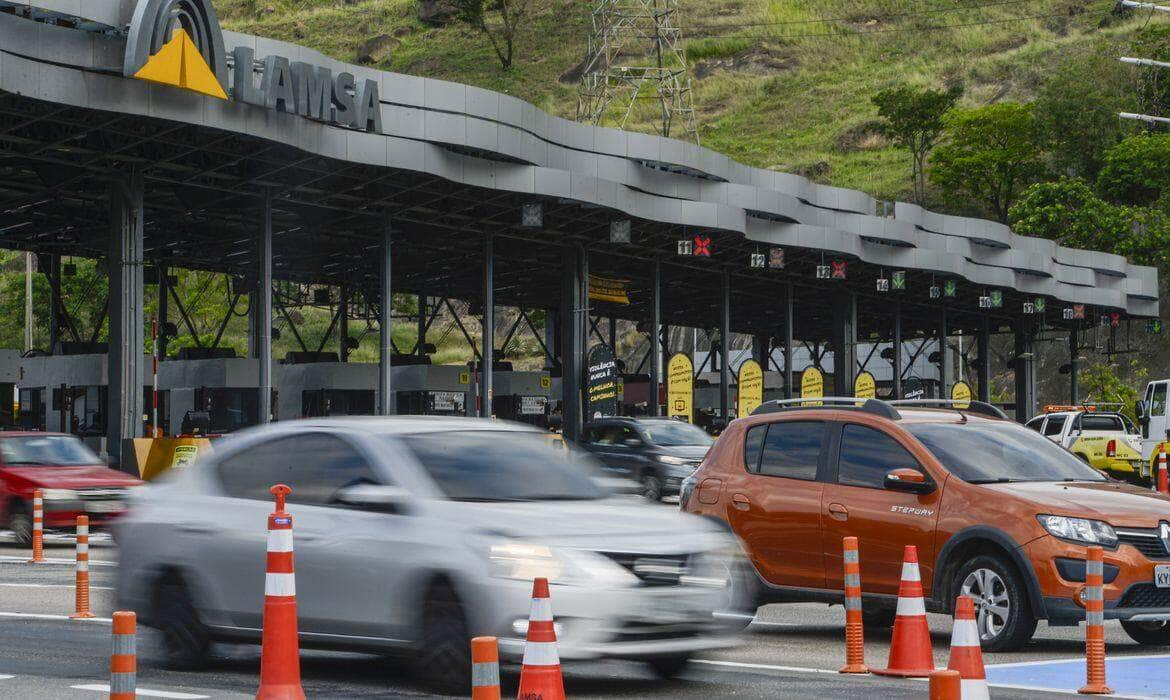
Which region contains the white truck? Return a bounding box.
[1025,405,1147,484]
[1136,380,1170,467]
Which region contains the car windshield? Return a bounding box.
[639,421,712,447]
[906,422,1107,484]
[400,430,606,502]
[0,435,101,467]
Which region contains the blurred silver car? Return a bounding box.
[115,417,742,690]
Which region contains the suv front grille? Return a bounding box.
[1116,529,1170,560]
[599,552,691,587]
[1117,584,1170,609]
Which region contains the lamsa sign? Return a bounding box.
[230,48,384,133]
[123,0,383,133]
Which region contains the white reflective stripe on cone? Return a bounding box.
[267,529,294,553]
[77,561,88,572]
[471,661,500,687]
[900,563,921,582]
[895,596,926,616]
[77,526,89,536]
[951,621,980,647]
[528,597,553,622]
[265,573,296,597]
[521,641,560,666]
[77,543,88,555]
[960,678,990,700]
[32,523,42,531]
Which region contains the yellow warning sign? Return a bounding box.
[801,366,824,406]
[540,375,551,389]
[737,359,763,418]
[458,371,470,385]
[951,381,973,409]
[667,353,694,423]
[854,371,876,400]
[133,28,228,99]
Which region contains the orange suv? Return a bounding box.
[681,398,1170,651]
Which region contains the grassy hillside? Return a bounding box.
[217,0,1152,203]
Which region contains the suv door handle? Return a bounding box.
[828,503,849,521]
[731,493,751,511]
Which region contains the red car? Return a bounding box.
[0,432,144,544]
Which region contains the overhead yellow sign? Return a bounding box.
[854,371,876,400]
[667,353,694,423]
[134,28,228,99]
[801,366,824,406]
[951,380,973,409]
[737,359,764,418]
[588,274,631,305]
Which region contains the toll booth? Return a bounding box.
[395,360,472,416]
[0,349,19,429]
[17,350,151,450]
[159,350,261,435]
[488,363,554,427]
[275,352,377,419]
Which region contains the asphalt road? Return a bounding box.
[0,533,1157,699]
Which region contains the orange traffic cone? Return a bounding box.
[471,636,501,700]
[257,484,305,700]
[947,596,989,700]
[873,545,936,678]
[516,577,565,700]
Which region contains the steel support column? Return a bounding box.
[545,309,560,370]
[720,270,731,420]
[379,220,393,415]
[107,170,145,470]
[939,308,952,396]
[1014,321,1036,422]
[258,192,273,424]
[892,302,903,399]
[47,255,60,354]
[650,259,661,416]
[417,291,427,358]
[481,233,494,418]
[1069,324,1080,405]
[157,263,169,360]
[560,245,582,441]
[338,285,349,362]
[978,315,991,403]
[783,283,794,399]
[832,290,855,396]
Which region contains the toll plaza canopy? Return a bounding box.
[0,0,1160,460]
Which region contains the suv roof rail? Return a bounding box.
[751,397,901,420]
[887,399,1008,421]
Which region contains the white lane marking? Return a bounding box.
[0,611,111,623]
[747,619,796,628]
[0,675,14,680]
[0,555,115,567]
[985,652,1170,669]
[692,659,839,675]
[72,684,210,699]
[0,582,114,591]
[980,681,1154,700]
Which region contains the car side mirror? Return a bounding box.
[884,468,935,495]
[334,484,410,513]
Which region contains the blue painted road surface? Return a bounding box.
[987,654,1170,698]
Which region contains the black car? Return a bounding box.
[580,418,713,501]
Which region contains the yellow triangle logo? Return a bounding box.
[133,28,227,100]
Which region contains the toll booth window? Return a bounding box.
[836,424,920,489]
[754,421,825,481]
[1042,415,1066,437]
[216,433,380,505]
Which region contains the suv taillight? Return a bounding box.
[1106,439,1117,457]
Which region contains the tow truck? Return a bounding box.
[1025,404,1149,485]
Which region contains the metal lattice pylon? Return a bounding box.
[576,0,699,144]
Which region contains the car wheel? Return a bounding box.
[646,653,691,678]
[641,474,663,502]
[154,575,211,670]
[415,582,470,694]
[1121,620,1170,645]
[862,604,897,630]
[8,503,31,547]
[954,554,1037,652]
[712,555,759,631]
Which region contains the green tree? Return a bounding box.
[1130,23,1170,119]
[1033,47,1131,180]
[929,103,1048,223]
[1081,362,1148,422]
[871,83,962,205]
[1097,133,1170,208]
[452,0,533,69]
[1008,178,1128,251]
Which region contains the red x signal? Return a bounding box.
[693,235,712,257]
[831,261,847,279]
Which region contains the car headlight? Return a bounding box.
[656,455,690,465]
[1037,515,1118,547]
[40,488,78,501]
[488,541,635,588]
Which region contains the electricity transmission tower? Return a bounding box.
[576,0,700,144]
[1119,1,1170,124]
